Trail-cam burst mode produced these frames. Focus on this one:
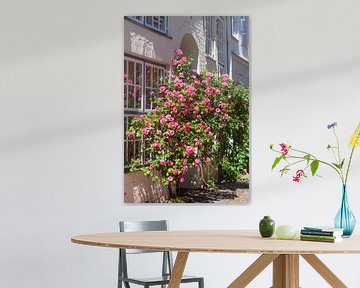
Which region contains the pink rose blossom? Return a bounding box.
[141,128,149,136]
[221,82,228,89]
[185,146,195,156]
[221,74,229,82]
[167,176,174,182]
[151,141,162,150]
[127,131,135,139]
[159,159,166,165]
[215,108,221,113]
[175,49,183,56]
[165,114,174,121]
[156,130,162,136]
[173,169,179,176]
[159,86,166,92]
[167,130,175,137]
[194,158,201,166]
[223,113,229,120]
[182,165,189,173]
[167,161,174,167]
[180,177,185,183]
[205,156,211,163]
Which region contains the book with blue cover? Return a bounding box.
[300,226,343,242]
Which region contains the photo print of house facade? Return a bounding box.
[124,16,250,203]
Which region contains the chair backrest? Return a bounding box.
[118,220,174,283]
[119,220,169,254]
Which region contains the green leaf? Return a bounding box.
[304,154,311,164]
[310,160,319,176]
[271,156,282,170]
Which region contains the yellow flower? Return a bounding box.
[349,122,360,147]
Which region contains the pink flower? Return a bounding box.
[159,86,166,92]
[205,156,211,163]
[180,177,185,183]
[178,72,184,78]
[172,107,178,114]
[175,49,183,56]
[293,170,306,182]
[146,121,152,127]
[151,141,162,150]
[172,59,178,66]
[203,98,211,106]
[194,79,201,86]
[279,143,289,155]
[182,159,187,165]
[127,131,135,139]
[159,159,166,165]
[165,114,174,121]
[160,118,167,125]
[149,165,155,171]
[219,102,226,109]
[167,161,174,167]
[194,158,201,166]
[221,74,229,82]
[183,109,189,116]
[185,146,195,156]
[205,88,212,96]
[223,113,229,120]
[173,169,179,176]
[156,130,162,136]
[167,176,174,182]
[142,128,149,136]
[180,56,187,64]
[167,130,175,137]
[215,108,221,113]
[165,101,173,107]
[221,82,228,89]
[187,86,196,96]
[182,165,189,173]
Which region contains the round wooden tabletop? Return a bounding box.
[71,230,360,254]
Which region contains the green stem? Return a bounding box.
[345,145,356,185]
[333,128,342,164]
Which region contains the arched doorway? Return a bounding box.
[180,33,199,71]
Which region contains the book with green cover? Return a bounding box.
[300,234,341,240]
[300,236,342,243]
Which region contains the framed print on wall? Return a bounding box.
[124,16,250,203]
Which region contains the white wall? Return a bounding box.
[1,0,360,287]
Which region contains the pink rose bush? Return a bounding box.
[128,50,249,187]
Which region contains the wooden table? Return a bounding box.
[71,230,360,288]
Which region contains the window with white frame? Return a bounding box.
[124,116,152,167]
[124,57,165,167]
[205,16,215,58]
[217,18,225,64]
[231,16,241,40]
[127,16,168,34]
[124,57,165,112]
[240,16,249,47]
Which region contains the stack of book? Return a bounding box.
[300,226,344,243]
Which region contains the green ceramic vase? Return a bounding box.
[259,216,275,238]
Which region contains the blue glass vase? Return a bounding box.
[334,185,356,237]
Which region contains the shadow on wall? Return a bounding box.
[124,171,170,203]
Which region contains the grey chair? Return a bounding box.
[118,220,204,288]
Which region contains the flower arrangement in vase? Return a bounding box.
[270,122,360,237]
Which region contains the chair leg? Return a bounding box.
[199,278,204,288]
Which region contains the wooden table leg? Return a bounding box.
[301,254,347,288]
[228,254,279,288]
[168,252,189,288]
[272,254,299,288]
